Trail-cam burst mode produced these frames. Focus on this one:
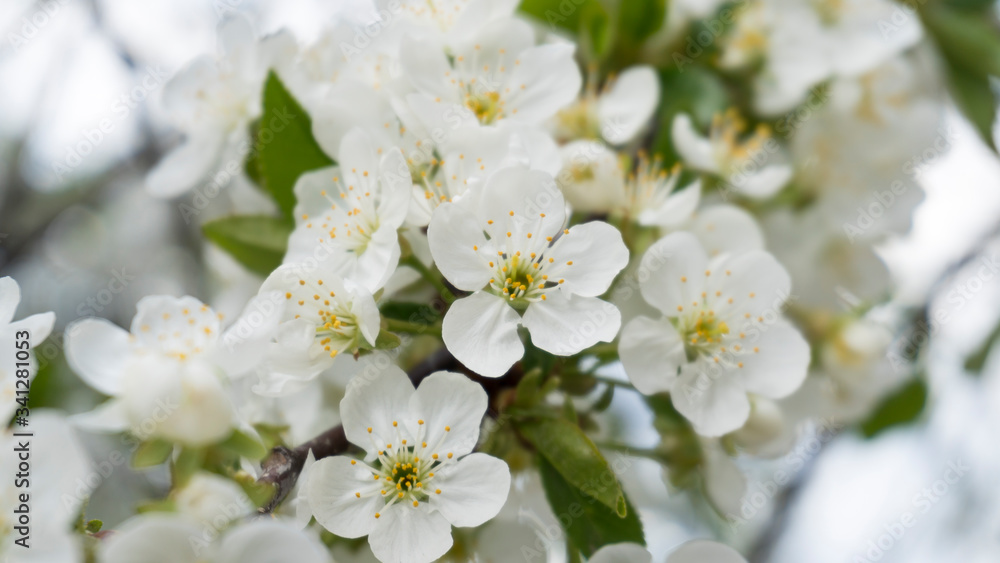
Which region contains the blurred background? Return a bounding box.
[2,0,1000,561]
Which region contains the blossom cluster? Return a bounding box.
[0,0,965,560]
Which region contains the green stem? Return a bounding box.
[593,441,664,462]
[401,255,454,302]
[592,375,638,391]
[582,341,619,359]
[385,317,441,336]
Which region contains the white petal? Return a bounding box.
[544,221,629,297]
[672,114,718,173]
[400,34,456,101]
[638,232,709,316]
[638,180,701,228]
[738,320,809,399]
[666,539,747,563]
[101,515,202,563]
[430,453,510,527]
[504,43,582,124]
[71,399,130,433]
[216,292,284,377]
[590,543,653,563]
[145,133,226,198]
[619,316,686,395]
[522,293,621,356]
[672,363,750,437]
[339,128,381,186]
[217,520,331,563]
[557,140,625,214]
[0,276,19,325]
[478,166,567,239]
[409,371,488,458]
[427,198,493,292]
[368,504,454,563]
[731,164,792,199]
[340,364,415,459]
[707,250,791,321]
[599,65,660,145]
[442,292,523,378]
[306,456,384,538]
[9,311,55,348]
[377,147,414,230]
[702,443,747,518]
[688,205,763,256]
[64,318,131,396]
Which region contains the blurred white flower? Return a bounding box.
[667,539,748,562]
[285,127,412,292]
[256,263,381,396]
[672,111,793,199]
[101,515,331,563]
[307,368,510,563]
[400,18,582,132]
[66,293,282,445]
[552,65,661,146]
[146,16,287,198]
[429,166,628,377]
[172,472,254,527]
[0,276,55,423]
[619,232,809,436]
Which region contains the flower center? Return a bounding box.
[352,420,458,518]
[285,278,362,358]
[679,310,730,359]
[553,99,600,142]
[711,109,773,175]
[305,170,384,256]
[464,90,503,124]
[624,152,682,214]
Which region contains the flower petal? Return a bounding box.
[619,316,686,395]
[638,180,701,229]
[671,363,750,437]
[400,34,456,102]
[65,318,131,396]
[0,276,19,325]
[738,320,810,399]
[217,520,331,563]
[368,503,454,563]
[409,371,488,458]
[9,311,55,348]
[672,114,718,173]
[638,232,709,316]
[599,65,660,145]
[427,198,492,292]
[544,221,629,297]
[590,543,653,563]
[707,250,791,321]
[688,204,764,257]
[666,540,747,563]
[145,132,226,198]
[504,43,582,124]
[442,292,523,378]
[731,164,792,199]
[522,293,620,356]
[306,456,384,538]
[339,364,415,459]
[101,515,202,563]
[71,399,130,433]
[429,453,511,527]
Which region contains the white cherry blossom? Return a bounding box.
[306,367,510,563]
[619,232,809,436]
[672,111,793,199]
[285,127,413,292]
[257,263,381,396]
[66,294,282,445]
[552,65,660,146]
[428,166,629,377]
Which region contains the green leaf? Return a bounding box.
[538,457,644,557]
[945,65,998,151]
[132,439,173,468]
[373,330,402,350]
[171,447,206,488]
[253,71,334,218]
[517,417,626,516]
[965,319,1000,374]
[84,519,103,534]
[592,383,615,412]
[617,0,666,44]
[860,378,928,438]
[519,0,606,36]
[202,215,292,276]
[219,429,268,460]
